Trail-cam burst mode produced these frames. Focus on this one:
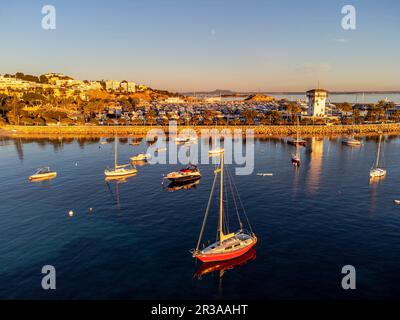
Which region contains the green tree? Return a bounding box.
[6,97,24,125]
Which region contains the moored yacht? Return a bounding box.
[191,149,257,263]
[370,135,386,179]
[165,164,201,183]
[105,137,137,178]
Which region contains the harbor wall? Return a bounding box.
[1,124,400,137]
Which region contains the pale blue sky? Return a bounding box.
[0,0,399,92]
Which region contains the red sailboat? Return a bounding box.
[191,149,257,263]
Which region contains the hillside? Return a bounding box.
[244,94,275,102]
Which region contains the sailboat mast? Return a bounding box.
[219,151,224,244]
[296,116,300,157]
[376,135,381,168]
[114,136,118,170]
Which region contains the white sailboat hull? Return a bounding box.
[370,168,386,178]
[104,168,137,177]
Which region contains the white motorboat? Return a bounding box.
[130,153,152,162]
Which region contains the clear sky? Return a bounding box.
[0,0,399,92]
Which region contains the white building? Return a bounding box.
[306,89,328,117]
[105,80,120,91]
[120,81,136,93]
[0,76,37,90]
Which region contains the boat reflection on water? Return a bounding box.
[194,248,256,280]
[131,160,149,167]
[164,179,200,192]
[306,138,324,195]
[105,175,135,209]
[369,175,386,185]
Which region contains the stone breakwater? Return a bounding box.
[1,124,400,137]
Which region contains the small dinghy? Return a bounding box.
[394,200,400,205]
[29,167,57,181]
[257,173,273,177]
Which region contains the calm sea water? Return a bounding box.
[1,135,400,299]
[221,93,400,104]
[270,93,400,104]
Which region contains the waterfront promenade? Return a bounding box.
[1,123,400,137]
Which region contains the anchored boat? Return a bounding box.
[290,116,303,165]
[291,153,301,167]
[370,135,387,179]
[130,153,152,162]
[342,137,361,146]
[104,137,137,178]
[165,164,201,183]
[191,149,257,263]
[29,167,57,181]
[287,138,306,146]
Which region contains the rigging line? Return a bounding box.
[226,165,243,231]
[195,165,219,251]
[228,167,254,234]
[105,181,116,202]
[224,168,230,234]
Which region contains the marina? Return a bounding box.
[1,134,400,299]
